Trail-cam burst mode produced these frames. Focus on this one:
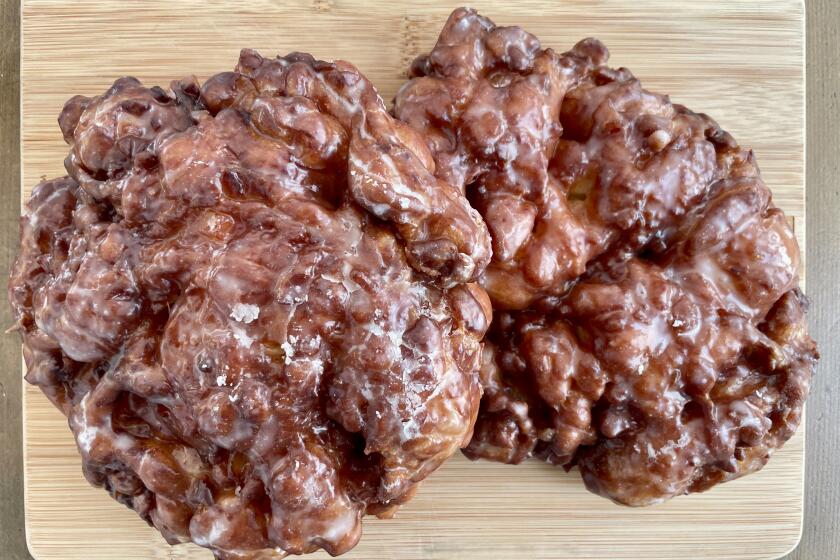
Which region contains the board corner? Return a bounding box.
[24,516,44,560]
[768,526,803,560]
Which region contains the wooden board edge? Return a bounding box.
[787,3,805,530]
[19,5,38,555]
[801,0,808,277]
[773,420,807,559]
[21,406,40,558]
[21,361,40,560]
[18,0,24,214]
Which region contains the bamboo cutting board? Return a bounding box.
[21,1,806,559]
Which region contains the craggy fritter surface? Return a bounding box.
[395,8,608,310]
[9,50,492,558]
[396,8,818,506]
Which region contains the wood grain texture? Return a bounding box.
[18,1,811,559]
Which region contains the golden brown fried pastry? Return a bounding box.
[9,50,491,558]
[395,7,608,309]
[396,8,817,506]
